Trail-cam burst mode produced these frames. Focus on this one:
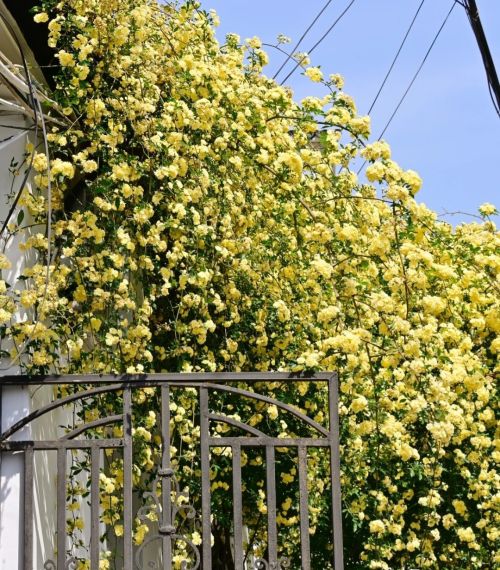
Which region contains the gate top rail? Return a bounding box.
[0,371,337,386]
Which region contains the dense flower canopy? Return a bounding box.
[0,0,498,568]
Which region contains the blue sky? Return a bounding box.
[200,0,500,223]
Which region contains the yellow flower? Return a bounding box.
[246,36,262,49]
[273,300,291,322]
[191,531,202,546]
[479,202,497,216]
[369,519,385,534]
[403,169,422,194]
[32,153,48,172]
[457,527,475,543]
[305,67,323,82]
[57,50,75,67]
[452,500,467,516]
[82,160,98,173]
[329,73,344,89]
[114,524,124,537]
[350,396,368,413]
[34,12,49,23]
[267,404,279,421]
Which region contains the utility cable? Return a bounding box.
[273,0,334,81]
[357,2,456,175]
[462,0,500,117]
[280,0,358,86]
[376,3,456,141]
[367,0,426,116]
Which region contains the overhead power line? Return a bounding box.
[280,0,358,86]
[461,0,500,117]
[367,0,426,116]
[376,2,456,141]
[358,2,456,175]
[273,0,334,81]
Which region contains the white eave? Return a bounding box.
[0,1,49,123]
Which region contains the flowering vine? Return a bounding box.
[0,0,498,568]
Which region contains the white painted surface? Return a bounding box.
[0,104,32,570]
[0,106,52,570]
[0,384,29,570]
[0,8,65,567]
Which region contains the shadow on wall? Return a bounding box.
[0,385,30,570]
[0,384,87,569]
[30,385,92,568]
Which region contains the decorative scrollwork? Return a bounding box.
[253,557,291,569]
[43,557,78,570]
[135,468,200,570]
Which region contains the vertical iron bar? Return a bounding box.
[90,446,100,570]
[232,445,243,569]
[123,387,133,570]
[265,446,278,567]
[298,446,311,570]
[328,375,344,570]
[57,448,66,570]
[161,385,172,570]
[200,387,212,570]
[23,446,34,570]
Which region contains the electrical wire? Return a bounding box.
[487,82,500,116]
[377,3,456,141]
[280,0,358,86]
[357,1,456,175]
[367,0,426,116]
[273,0,334,81]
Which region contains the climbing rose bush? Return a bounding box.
[0,0,498,568]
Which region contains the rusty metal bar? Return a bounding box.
[1,439,124,451]
[161,385,173,570]
[209,413,266,437]
[1,379,329,443]
[56,448,66,570]
[208,437,330,448]
[0,384,125,443]
[202,384,329,437]
[266,445,278,567]
[0,372,333,385]
[200,387,212,569]
[123,388,133,570]
[90,446,100,570]
[232,444,243,569]
[23,446,34,570]
[62,415,122,440]
[298,446,311,569]
[329,374,344,570]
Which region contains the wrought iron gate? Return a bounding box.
[0,372,343,570]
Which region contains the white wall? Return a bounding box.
[0,111,67,570]
[0,112,32,570]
